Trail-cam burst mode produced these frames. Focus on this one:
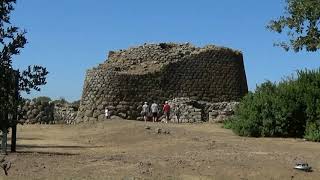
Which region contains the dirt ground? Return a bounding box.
[1,119,320,180]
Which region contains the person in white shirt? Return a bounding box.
[105,108,110,119]
[141,102,149,122]
[151,102,159,122]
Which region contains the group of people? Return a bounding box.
[103,101,182,123]
[141,101,181,123]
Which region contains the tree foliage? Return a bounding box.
[0,0,48,130]
[32,96,52,103]
[51,97,68,105]
[267,0,320,52]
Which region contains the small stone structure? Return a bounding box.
[21,100,54,124]
[77,43,248,122]
[53,103,78,124]
[20,100,78,124]
[167,97,239,123]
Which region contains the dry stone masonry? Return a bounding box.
[21,100,54,124]
[77,43,248,122]
[20,100,78,124]
[167,98,239,123]
[53,103,78,124]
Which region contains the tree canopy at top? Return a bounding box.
[0,0,48,130]
[267,0,320,52]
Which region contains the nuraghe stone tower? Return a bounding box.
[77,43,248,122]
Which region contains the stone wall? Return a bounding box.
[53,103,78,124]
[167,97,239,123]
[21,100,54,124]
[77,43,248,122]
[20,100,78,124]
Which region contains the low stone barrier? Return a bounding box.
[166,97,239,123]
[20,100,78,124]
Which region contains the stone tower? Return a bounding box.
[77,43,248,122]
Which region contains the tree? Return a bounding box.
[0,0,48,154]
[32,96,52,103]
[267,0,320,52]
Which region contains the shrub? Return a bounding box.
[229,69,320,141]
[51,97,69,105]
[223,117,234,129]
[70,100,80,110]
[32,96,52,103]
[304,122,320,142]
[71,100,80,107]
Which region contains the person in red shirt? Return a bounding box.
[163,101,170,123]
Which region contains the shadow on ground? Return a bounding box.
[15,151,79,156]
[16,144,103,149]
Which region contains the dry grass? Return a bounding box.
[1,119,320,179]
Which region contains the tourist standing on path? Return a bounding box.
[175,105,181,123]
[151,102,159,122]
[163,101,170,123]
[142,102,149,123]
[105,108,110,119]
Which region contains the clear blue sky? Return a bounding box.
[11,0,320,102]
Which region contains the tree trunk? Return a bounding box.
[10,125,16,152]
[10,72,18,153]
[1,128,7,155]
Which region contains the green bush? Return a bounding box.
[71,100,80,107]
[51,97,69,105]
[70,100,80,110]
[229,69,320,141]
[223,117,235,129]
[304,122,320,142]
[32,96,52,103]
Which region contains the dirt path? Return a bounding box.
[1,119,319,179]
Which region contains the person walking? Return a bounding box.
[175,105,181,123]
[141,102,149,123]
[105,108,110,119]
[151,102,159,122]
[163,101,171,123]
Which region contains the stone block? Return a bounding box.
[98,114,105,121]
[97,104,104,110]
[89,117,97,121]
[92,110,100,118]
[85,110,93,117]
[118,112,127,119]
[209,111,219,117]
[83,116,89,122]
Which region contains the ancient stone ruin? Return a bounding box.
[167,97,239,123]
[77,43,248,122]
[20,100,78,124]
